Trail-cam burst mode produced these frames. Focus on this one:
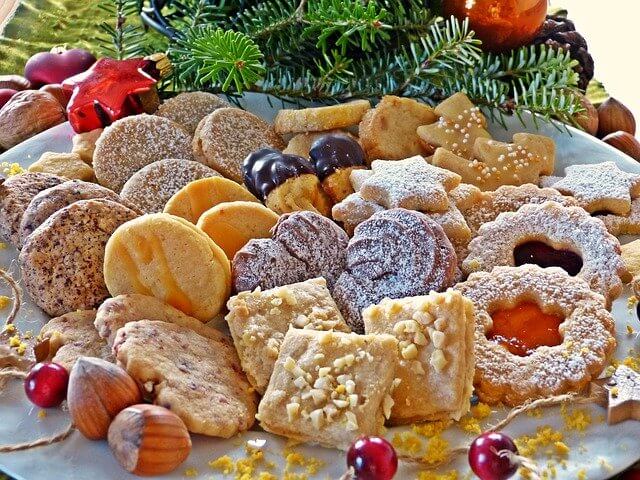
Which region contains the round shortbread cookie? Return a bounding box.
[155,92,231,134]
[104,213,231,321]
[192,108,285,183]
[164,176,259,224]
[120,159,221,214]
[0,172,65,247]
[93,114,194,193]
[18,179,135,248]
[196,201,279,260]
[19,199,139,317]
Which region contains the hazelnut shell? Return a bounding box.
[602,131,640,161]
[598,97,636,138]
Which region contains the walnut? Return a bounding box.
[0,90,66,150]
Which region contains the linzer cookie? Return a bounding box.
[455,265,616,406]
[308,133,367,203]
[333,209,458,332]
[463,201,627,306]
[232,211,348,293]
[243,148,332,216]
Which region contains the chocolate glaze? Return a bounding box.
[308,133,366,181]
[243,148,315,200]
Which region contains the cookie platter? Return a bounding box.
[1,92,640,480]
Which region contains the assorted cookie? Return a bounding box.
[71,128,103,164]
[155,92,231,134]
[28,151,95,181]
[274,100,371,134]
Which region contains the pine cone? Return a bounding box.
[532,15,594,90]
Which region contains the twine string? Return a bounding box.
[0,423,75,452]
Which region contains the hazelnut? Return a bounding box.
[0,75,31,91]
[597,97,636,138]
[39,84,72,109]
[0,90,66,150]
[602,131,640,161]
[68,357,142,440]
[139,87,160,114]
[108,404,192,475]
[573,92,598,136]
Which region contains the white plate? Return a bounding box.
[1,94,640,480]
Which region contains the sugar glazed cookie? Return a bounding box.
[19,199,138,316]
[155,92,231,134]
[193,108,285,183]
[463,201,627,307]
[363,290,475,424]
[120,159,221,214]
[455,265,616,406]
[244,148,333,216]
[226,278,350,394]
[19,179,134,248]
[232,210,349,293]
[0,172,65,246]
[114,319,257,437]
[93,115,194,192]
[104,213,231,321]
[333,209,458,332]
[257,329,398,449]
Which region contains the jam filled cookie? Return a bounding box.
[155,92,231,134]
[38,310,112,370]
[226,278,350,394]
[243,148,332,216]
[416,92,491,159]
[358,95,437,160]
[196,201,279,260]
[104,213,231,321]
[164,176,259,224]
[19,199,139,316]
[114,319,257,437]
[232,210,348,293]
[93,115,194,192]
[274,100,371,134]
[19,179,135,248]
[455,265,616,406]
[308,133,367,203]
[462,201,627,306]
[333,209,458,332]
[363,290,475,424]
[257,329,398,449]
[120,159,221,214]
[193,108,285,183]
[0,172,65,246]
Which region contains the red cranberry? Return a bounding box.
[513,241,583,276]
[622,468,640,480]
[0,88,17,109]
[468,432,519,480]
[24,362,69,408]
[347,436,398,480]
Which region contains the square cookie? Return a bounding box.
[257,329,398,449]
[226,278,350,394]
[363,289,475,424]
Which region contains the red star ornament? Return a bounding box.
[62,57,158,133]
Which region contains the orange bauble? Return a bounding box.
[444,0,548,52]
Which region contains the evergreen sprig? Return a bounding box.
[98,0,149,59]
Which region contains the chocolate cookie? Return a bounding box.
[19,199,139,316]
[0,172,65,247]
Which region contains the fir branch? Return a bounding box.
[98,0,149,59]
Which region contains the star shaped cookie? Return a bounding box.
[550,161,640,215]
[416,92,492,159]
[592,365,640,425]
[431,133,555,191]
[359,156,461,211]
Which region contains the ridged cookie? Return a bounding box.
[19,199,139,316]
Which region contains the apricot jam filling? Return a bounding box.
[487,302,564,356]
[513,241,583,276]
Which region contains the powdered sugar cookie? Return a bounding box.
[93,114,194,192]
[104,213,231,321]
[114,319,257,437]
[120,159,220,213]
[19,199,139,316]
[156,92,231,134]
[596,197,640,236]
[193,108,285,183]
[0,172,65,246]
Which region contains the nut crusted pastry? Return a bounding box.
[257,329,398,449]
[226,278,350,394]
[455,265,616,406]
[114,319,258,437]
[363,290,475,424]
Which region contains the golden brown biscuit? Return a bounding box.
[103,213,231,321]
[274,100,371,134]
[28,152,95,181]
[72,128,103,165]
[283,130,357,159]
